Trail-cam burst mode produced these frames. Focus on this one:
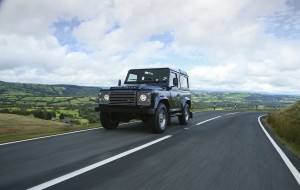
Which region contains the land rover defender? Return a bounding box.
[95,67,192,133]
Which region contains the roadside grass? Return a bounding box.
[0,113,99,144]
[56,109,88,123]
[266,101,300,158]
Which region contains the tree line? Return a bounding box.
[0,108,56,120]
[0,106,100,124]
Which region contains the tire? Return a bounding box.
[178,104,190,125]
[100,112,120,130]
[150,103,168,134]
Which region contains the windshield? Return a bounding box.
[125,69,169,84]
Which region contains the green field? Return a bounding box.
[0,83,99,126]
[0,80,300,144]
[1,80,299,126]
[191,91,299,110]
[0,113,99,143]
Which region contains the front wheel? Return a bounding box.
[150,103,167,134]
[100,112,120,130]
[178,104,190,125]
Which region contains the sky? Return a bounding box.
[0,0,300,94]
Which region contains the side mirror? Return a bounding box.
[118,79,121,86]
[173,78,178,87]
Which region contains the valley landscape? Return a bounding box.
[1,80,300,154]
[1,80,299,125]
[1,1,300,189]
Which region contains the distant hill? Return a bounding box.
[191,91,299,109]
[0,80,299,109]
[0,81,101,97]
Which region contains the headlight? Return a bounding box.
[137,92,151,105]
[139,94,147,102]
[99,92,110,104]
[103,94,110,101]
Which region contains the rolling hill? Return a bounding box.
[0,81,100,97]
[0,80,299,109]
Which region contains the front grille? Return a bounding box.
[110,91,136,106]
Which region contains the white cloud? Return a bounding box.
[0,0,299,94]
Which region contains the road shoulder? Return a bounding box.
[259,115,300,185]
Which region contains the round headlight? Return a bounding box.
[139,94,147,102]
[103,94,110,101]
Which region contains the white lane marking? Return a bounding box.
[27,135,172,190]
[258,115,300,186]
[0,128,99,146]
[196,116,222,125]
[0,121,141,146]
[225,112,239,116]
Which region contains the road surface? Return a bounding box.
[0,111,299,190]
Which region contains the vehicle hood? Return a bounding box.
[110,84,164,90]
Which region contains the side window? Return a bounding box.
[180,75,188,89]
[170,72,178,86]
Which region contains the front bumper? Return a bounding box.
[95,106,155,114]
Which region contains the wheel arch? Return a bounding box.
[181,97,191,109]
[154,95,169,111]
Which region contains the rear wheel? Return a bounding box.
[100,112,120,130]
[178,104,190,125]
[150,103,167,134]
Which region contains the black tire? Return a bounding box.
[100,112,120,130]
[150,103,168,134]
[178,104,190,125]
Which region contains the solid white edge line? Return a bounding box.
[0,121,141,146]
[258,115,300,186]
[0,128,99,146]
[196,116,221,125]
[27,135,172,190]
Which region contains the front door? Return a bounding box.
[169,72,181,111]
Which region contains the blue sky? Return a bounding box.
[0,0,300,94]
[53,18,81,51]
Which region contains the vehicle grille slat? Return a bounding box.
[110,91,136,106]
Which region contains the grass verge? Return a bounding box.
[0,113,99,144]
[265,101,300,158]
[263,117,300,158]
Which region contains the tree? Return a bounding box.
[51,111,56,118]
[45,112,52,120]
[33,110,44,119]
[59,113,65,120]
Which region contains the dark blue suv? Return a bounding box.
[95,67,192,133]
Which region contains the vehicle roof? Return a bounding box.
[128,67,189,76]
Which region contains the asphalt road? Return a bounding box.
[0,111,299,190]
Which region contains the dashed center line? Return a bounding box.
[27,115,225,189]
[27,135,172,190]
[225,112,239,116]
[196,116,222,125]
